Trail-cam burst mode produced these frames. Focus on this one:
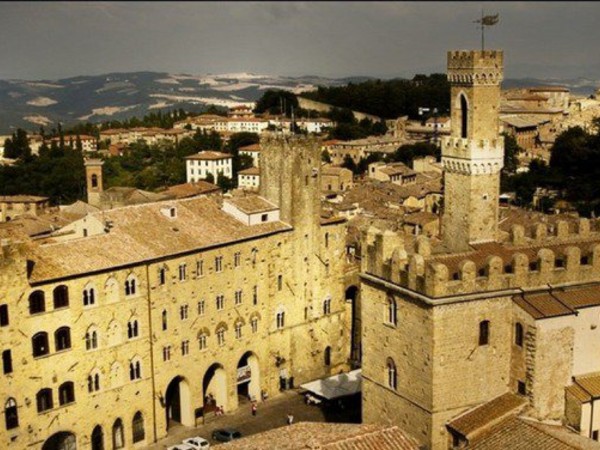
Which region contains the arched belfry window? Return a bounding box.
[460,94,468,139]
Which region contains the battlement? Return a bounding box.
[448,50,504,69]
[447,50,503,86]
[363,218,600,300]
[442,136,504,158]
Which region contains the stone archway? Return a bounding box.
[42,432,77,450]
[165,375,193,429]
[236,351,260,403]
[203,363,227,414]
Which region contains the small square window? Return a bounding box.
[261,213,268,222]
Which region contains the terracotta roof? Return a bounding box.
[238,167,260,176]
[513,284,600,320]
[239,144,261,152]
[447,393,527,439]
[380,163,416,177]
[571,373,600,400]
[501,115,550,129]
[467,417,585,450]
[161,181,221,199]
[322,165,351,176]
[224,196,278,215]
[27,196,290,283]
[219,422,420,450]
[185,151,232,160]
[0,195,48,203]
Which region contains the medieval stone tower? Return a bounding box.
[84,158,104,207]
[441,50,504,252]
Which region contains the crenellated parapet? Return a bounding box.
[447,50,504,86]
[363,219,600,299]
[441,136,504,175]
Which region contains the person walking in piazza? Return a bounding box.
[287,413,294,425]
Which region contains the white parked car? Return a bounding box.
[183,437,210,449]
[167,444,195,450]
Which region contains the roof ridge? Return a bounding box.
[517,417,580,450]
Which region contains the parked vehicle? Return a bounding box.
[167,444,195,450]
[183,436,210,449]
[212,428,242,442]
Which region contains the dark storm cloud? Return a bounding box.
[0,1,599,80]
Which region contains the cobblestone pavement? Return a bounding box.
[145,390,361,449]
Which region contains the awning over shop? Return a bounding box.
[299,369,361,400]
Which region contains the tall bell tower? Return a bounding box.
[441,50,504,252]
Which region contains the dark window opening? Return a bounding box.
[479,320,490,346]
[29,291,45,315]
[5,398,18,429]
[0,305,8,326]
[529,261,538,271]
[2,350,12,374]
[53,285,69,309]
[55,327,71,351]
[581,255,590,265]
[555,258,565,268]
[460,94,468,138]
[504,264,513,274]
[32,332,49,357]
[36,388,53,412]
[59,381,75,405]
[518,381,526,396]
[515,323,524,347]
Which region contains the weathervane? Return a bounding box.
[474,9,499,51]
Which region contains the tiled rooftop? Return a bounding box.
[219,422,420,450]
[28,196,290,283]
[447,392,526,438]
[224,196,278,215]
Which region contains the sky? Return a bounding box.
[0,1,599,81]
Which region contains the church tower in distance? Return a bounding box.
[441,50,504,252]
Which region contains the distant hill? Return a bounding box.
[0,71,596,133]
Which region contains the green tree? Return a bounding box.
[216,172,234,192]
[321,150,332,163]
[501,133,522,174]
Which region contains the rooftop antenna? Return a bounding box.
[474,9,499,51]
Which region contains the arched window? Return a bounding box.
[112,418,125,449]
[323,297,331,315]
[53,285,69,309]
[127,319,139,339]
[32,332,49,357]
[251,316,259,333]
[460,94,468,139]
[387,296,397,326]
[5,398,18,430]
[216,327,226,346]
[36,388,53,412]
[235,321,243,340]
[198,332,208,350]
[83,285,96,306]
[515,322,524,347]
[125,275,137,297]
[88,370,101,393]
[86,327,98,350]
[387,358,397,390]
[55,327,71,351]
[132,411,145,443]
[479,320,490,346]
[91,425,104,450]
[158,267,166,285]
[29,290,45,315]
[58,381,75,405]
[324,346,332,366]
[91,174,98,188]
[129,358,141,381]
[276,309,285,329]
